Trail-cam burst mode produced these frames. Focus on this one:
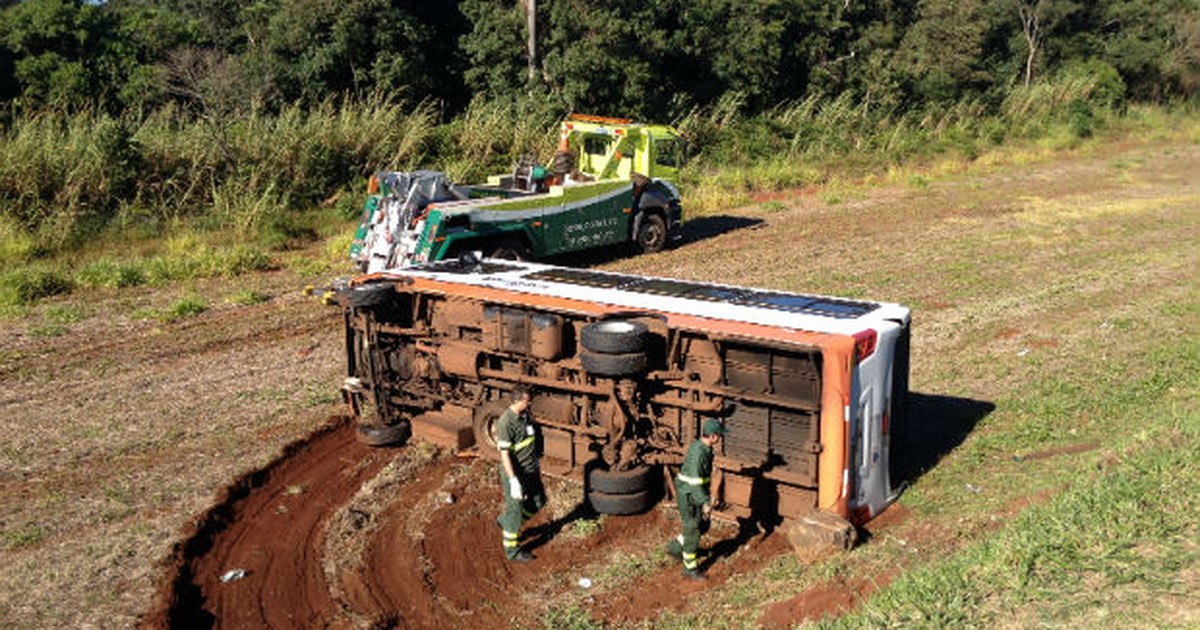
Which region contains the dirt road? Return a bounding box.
[1,138,1195,628]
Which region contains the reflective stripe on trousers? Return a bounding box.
[502,529,519,548]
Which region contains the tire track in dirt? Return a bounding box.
[144,416,392,628]
[146,417,738,628]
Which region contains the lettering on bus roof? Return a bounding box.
[524,269,878,319]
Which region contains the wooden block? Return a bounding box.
[412,411,475,450]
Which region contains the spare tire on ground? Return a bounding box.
[587,464,655,495]
[588,490,654,515]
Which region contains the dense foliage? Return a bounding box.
[1,0,1196,118]
[0,0,1197,270]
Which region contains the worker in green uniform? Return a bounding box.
[666,417,726,580]
[494,385,546,562]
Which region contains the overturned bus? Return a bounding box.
[335,258,911,540]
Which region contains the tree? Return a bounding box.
[1090,0,1199,101]
[1010,0,1078,86]
[460,0,527,100]
[0,0,105,109]
[897,0,990,102]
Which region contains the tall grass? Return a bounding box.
[437,96,563,182]
[0,113,141,249]
[676,66,1160,216]
[0,95,439,260]
[1,70,1192,308]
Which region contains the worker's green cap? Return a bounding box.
[702,417,727,436]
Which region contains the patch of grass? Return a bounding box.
[760,200,788,213]
[30,323,69,337]
[3,523,46,550]
[564,516,603,539]
[157,294,208,322]
[0,215,37,267]
[594,550,665,585]
[32,305,84,335]
[285,254,339,278]
[303,385,339,407]
[0,266,74,306]
[907,174,930,190]
[225,289,271,306]
[44,304,85,324]
[533,604,600,630]
[76,258,146,289]
[142,244,273,284]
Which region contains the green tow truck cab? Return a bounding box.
[350,114,685,272]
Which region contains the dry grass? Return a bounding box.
[0,137,1195,628]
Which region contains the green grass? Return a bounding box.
[225,289,271,306]
[3,523,46,550]
[77,259,146,289]
[531,604,601,630]
[0,266,74,306]
[648,323,1200,628]
[163,294,207,321]
[820,420,1199,628]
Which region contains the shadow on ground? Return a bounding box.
[894,392,995,485]
[678,215,763,244]
[522,501,597,554]
[542,215,763,268]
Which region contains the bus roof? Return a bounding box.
[381,259,910,336]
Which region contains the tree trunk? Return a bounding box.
[1019,2,1040,87]
[525,0,537,83]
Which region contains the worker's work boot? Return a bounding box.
[682,568,706,581]
[510,549,535,563]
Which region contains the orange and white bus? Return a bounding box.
[338,257,911,532]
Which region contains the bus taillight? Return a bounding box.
[853,329,877,362]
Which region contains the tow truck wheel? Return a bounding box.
[486,239,529,261]
[635,213,667,254]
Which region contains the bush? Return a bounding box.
[0,267,74,306]
[1068,99,1097,139]
[77,259,146,289]
[162,294,208,322]
[1057,59,1126,110]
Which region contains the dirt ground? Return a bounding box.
[0,138,1195,628]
